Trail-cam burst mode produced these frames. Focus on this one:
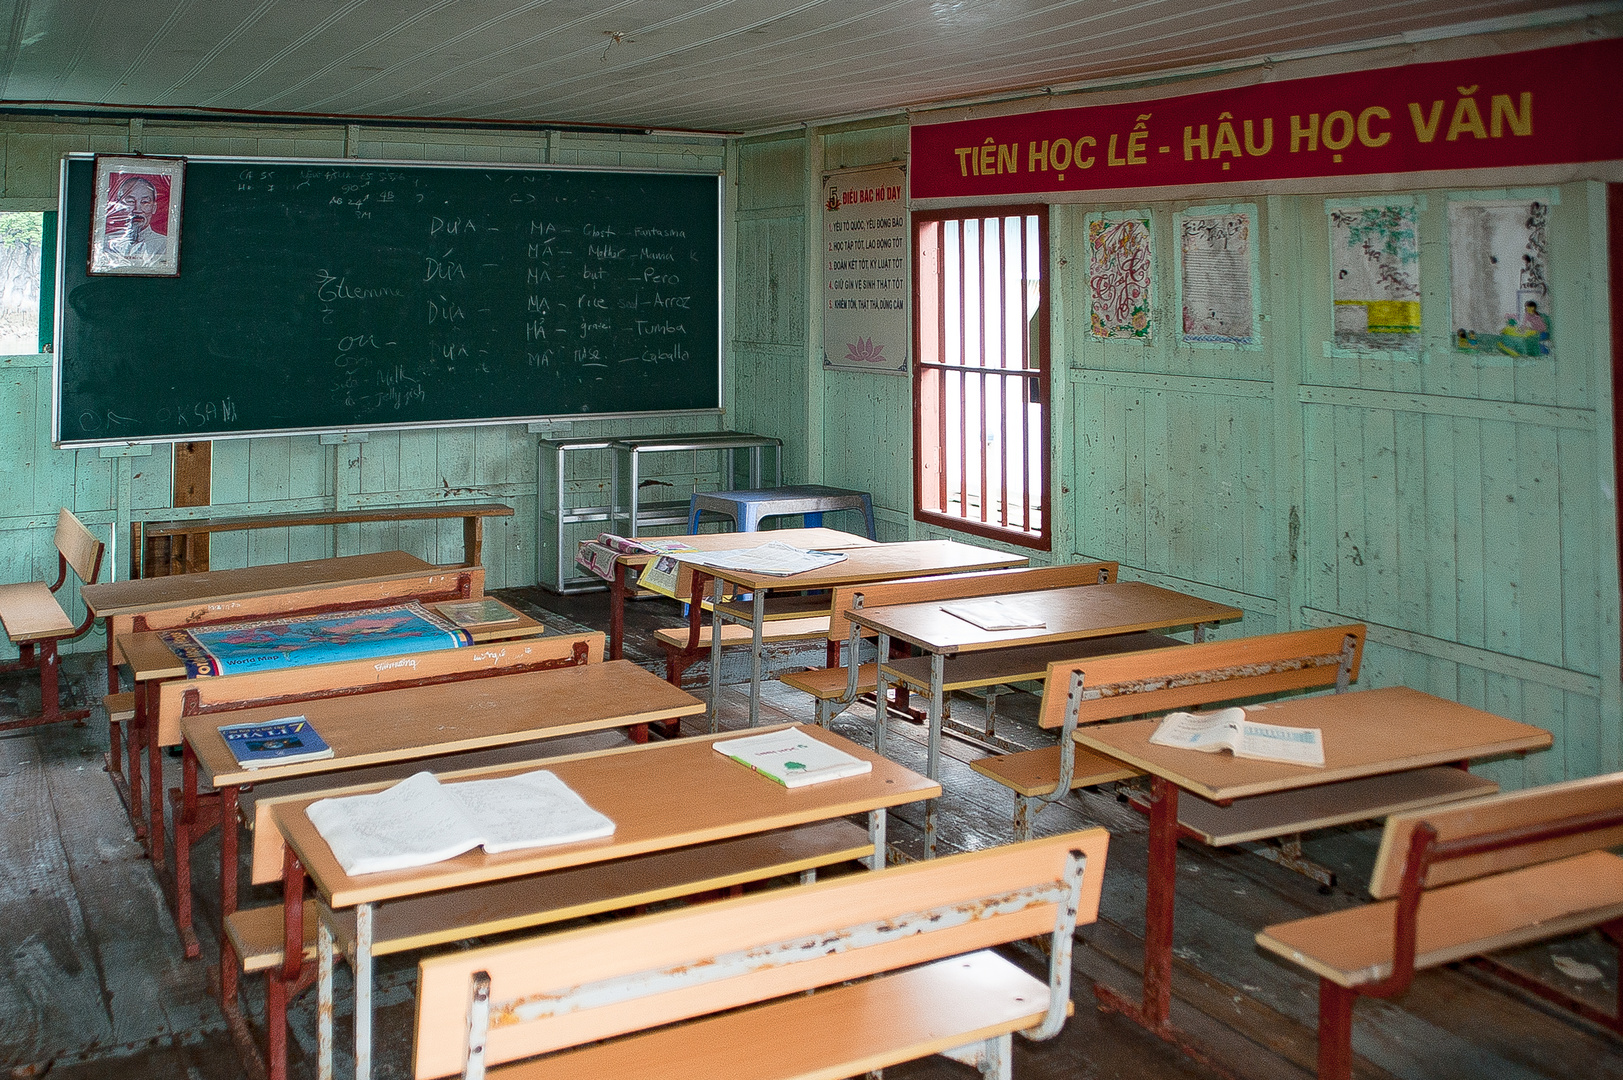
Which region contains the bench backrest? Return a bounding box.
[825,560,1119,644]
[412,827,1109,1080]
[153,630,604,746]
[1038,624,1367,730]
[1369,771,1623,899]
[54,509,105,591]
[112,565,484,641]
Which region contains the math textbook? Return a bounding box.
[219,716,334,769]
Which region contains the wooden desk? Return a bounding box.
[116,598,543,683]
[83,550,445,693]
[267,725,938,1080]
[180,660,703,964]
[847,580,1242,854]
[133,501,513,577]
[603,527,877,659]
[699,539,1028,728]
[1071,685,1552,1053]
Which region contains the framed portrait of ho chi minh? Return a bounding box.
[88,155,185,277]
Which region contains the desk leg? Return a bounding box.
[872,633,891,754]
[921,652,946,859]
[608,563,631,661]
[219,785,240,1003]
[128,684,149,841]
[317,917,335,1080]
[1096,775,1179,1034]
[354,901,374,1080]
[273,848,307,1080]
[706,574,724,733]
[175,743,200,958]
[747,589,766,728]
[463,516,484,569]
[146,688,165,869]
[868,810,886,871]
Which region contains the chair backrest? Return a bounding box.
[411,828,1109,1080]
[1037,624,1366,730]
[824,560,1118,644]
[54,509,105,591]
[1368,771,1623,899]
[153,630,604,747]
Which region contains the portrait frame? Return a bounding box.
[88,154,185,277]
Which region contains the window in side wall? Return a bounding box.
[913,206,1050,549]
[0,211,46,355]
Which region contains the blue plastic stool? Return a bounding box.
[687,485,877,539]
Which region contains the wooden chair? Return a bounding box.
[411,828,1109,1080]
[1257,772,1623,1079]
[0,509,105,731]
[781,561,1124,730]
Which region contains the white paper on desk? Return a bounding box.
[679,541,848,576]
[305,769,615,875]
[939,598,1046,631]
[1148,707,1324,767]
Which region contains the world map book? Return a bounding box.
[714,726,872,788]
[219,716,333,769]
[305,769,616,876]
[1148,707,1325,767]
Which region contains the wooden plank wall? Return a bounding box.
[0,120,727,654]
[735,117,1621,789]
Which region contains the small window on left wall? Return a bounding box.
[0,211,46,355]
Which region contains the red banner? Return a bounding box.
[910,38,1623,200]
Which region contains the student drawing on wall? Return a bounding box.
[103,174,168,262]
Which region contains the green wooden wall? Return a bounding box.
[0,118,728,657]
[734,117,1621,789]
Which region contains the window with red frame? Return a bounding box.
[913,207,1050,549]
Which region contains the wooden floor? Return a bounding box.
[1,583,1620,1079]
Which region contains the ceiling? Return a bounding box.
[0,0,1593,135]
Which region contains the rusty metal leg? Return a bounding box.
[1014,794,1036,843]
[148,703,166,870]
[1096,775,1179,1035]
[175,743,200,958]
[265,969,289,1080]
[1318,979,1357,1080]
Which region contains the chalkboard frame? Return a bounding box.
[52,153,725,447]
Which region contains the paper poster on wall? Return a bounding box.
[1449,199,1552,358]
[1176,206,1258,347]
[822,164,908,375]
[1086,214,1152,341]
[1328,202,1420,355]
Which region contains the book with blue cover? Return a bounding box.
[218,715,334,769]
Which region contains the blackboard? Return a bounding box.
[53,156,721,446]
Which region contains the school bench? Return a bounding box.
[411,828,1109,1080]
[0,509,106,732]
[132,500,512,577]
[780,561,1124,728]
[264,724,939,1080]
[143,630,606,955]
[1256,772,1623,1080]
[970,626,1494,882]
[90,556,483,809]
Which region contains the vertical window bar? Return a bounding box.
[957,219,969,519]
[936,221,949,512]
[1020,214,1033,533]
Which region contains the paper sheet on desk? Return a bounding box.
[678,541,848,576]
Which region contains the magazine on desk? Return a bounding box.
[219,716,333,769]
[714,726,872,788]
[1148,707,1325,767]
[305,769,616,876]
[681,541,848,577]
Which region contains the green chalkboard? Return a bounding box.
[54,156,720,446]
